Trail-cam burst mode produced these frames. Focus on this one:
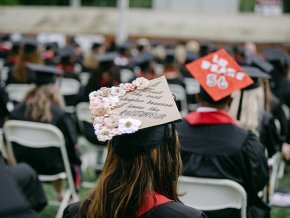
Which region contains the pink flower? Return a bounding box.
[111,86,126,97]
[98,87,111,97]
[89,96,104,109]
[122,83,136,92]
[132,77,150,90]
[91,105,110,116]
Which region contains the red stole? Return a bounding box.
[185,110,236,125]
[137,192,173,217]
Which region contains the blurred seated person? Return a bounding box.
[5,40,20,68]
[6,38,42,85]
[131,52,156,80]
[42,42,58,66]
[178,50,270,218]
[114,41,132,69]
[64,77,206,218]
[0,33,11,59]
[162,50,185,88]
[229,66,282,157]
[78,52,119,102]
[82,37,105,72]
[0,151,47,214]
[0,86,9,128]
[56,47,79,81]
[8,64,82,195]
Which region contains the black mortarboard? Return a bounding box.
[0,166,32,217]
[242,66,271,79]
[263,47,289,66]
[0,33,10,42]
[164,50,176,64]
[27,63,63,86]
[245,52,273,73]
[22,38,38,53]
[95,52,118,63]
[112,125,166,159]
[57,47,73,59]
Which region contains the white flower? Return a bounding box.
[89,91,99,100]
[96,126,115,141]
[103,96,119,108]
[111,86,126,97]
[93,116,104,126]
[104,115,120,128]
[91,105,110,117]
[118,118,141,134]
[132,77,150,90]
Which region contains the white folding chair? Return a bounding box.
[183,78,200,111]
[76,102,107,172]
[168,84,188,117]
[3,120,79,218]
[268,151,282,202]
[58,78,81,113]
[79,72,90,86]
[5,83,35,102]
[178,176,247,218]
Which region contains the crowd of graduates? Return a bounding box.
[0,32,290,218]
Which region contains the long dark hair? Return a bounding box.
[78,125,181,218]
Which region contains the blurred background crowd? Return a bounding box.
[0,0,290,217]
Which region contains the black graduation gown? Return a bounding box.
[8,103,81,176]
[0,154,47,214]
[177,112,270,218]
[62,201,207,218]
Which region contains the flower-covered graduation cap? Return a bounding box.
[185,49,253,101]
[89,76,181,159]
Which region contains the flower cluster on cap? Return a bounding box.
[89,77,150,141]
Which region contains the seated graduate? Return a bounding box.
[8,64,82,196]
[178,49,270,218]
[64,76,207,218]
[0,151,47,215]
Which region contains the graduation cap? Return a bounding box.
[89,76,181,159]
[131,52,154,67]
[242,66,271,79]
[57,47,74,59]
[0,33,10,42]
[185,49,253,102]
[263,47,289,66]
[0,166,32,217]
[185,51,198,64]
[96,52,118,63]
[22,38,38,53]
[245,52,273,73]
[164,50,176,64]
[27,63,63,86]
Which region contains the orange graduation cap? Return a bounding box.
[185,49,253,101]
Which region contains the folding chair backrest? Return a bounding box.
[5,84,35,103]
[183,78,200,95]
[58,78,81,96]
[168,84,188,117]
[76,102,90,124]
[268,151,281,199]
[178,176,247,218]
[79,72,90,86]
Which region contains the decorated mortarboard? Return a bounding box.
[89,76,181,158]
[185,49,253,101]
[22,37,38,53]
[27,63,63,85]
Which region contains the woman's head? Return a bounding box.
[25,83,65,122]
[82,124,181,218]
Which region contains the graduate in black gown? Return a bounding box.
[178,49,270,218]
[64,76,206,218]
[0,152,47,215]
[8,64,82,196]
